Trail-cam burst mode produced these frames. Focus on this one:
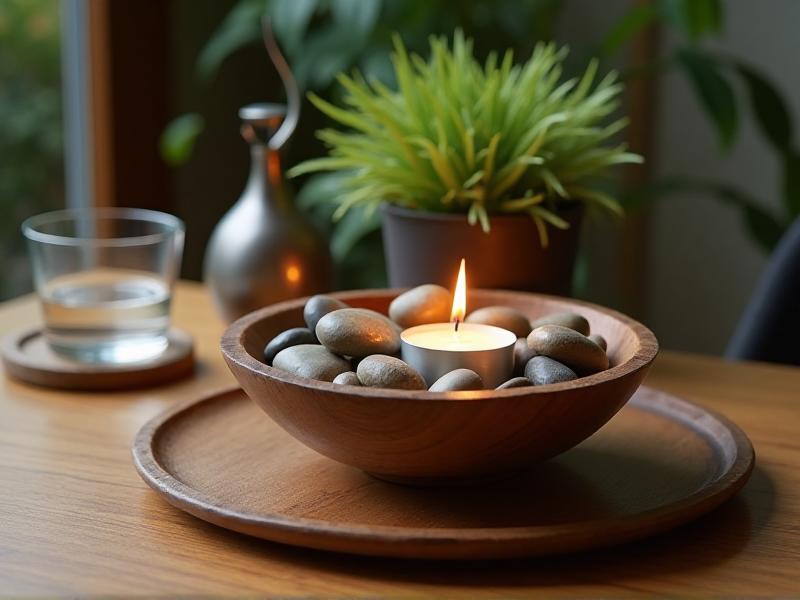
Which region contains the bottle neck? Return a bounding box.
[246,143,288,210]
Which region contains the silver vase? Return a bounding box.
[203,104,333,323]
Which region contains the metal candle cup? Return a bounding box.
[400,323,516,388]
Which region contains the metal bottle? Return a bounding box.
[203,20,333,323]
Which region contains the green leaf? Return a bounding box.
[676,48,737,149]
[568,186,624,217]
[331,204,382,260]
[660,0,723,41]
[735,63,793,152]
[329,0,382,38]
[197,0,265,80]
[159,113,204,166]
[626,177,784,252]
[601,3,658,57]
[474,203,490,232]
[295,172,349,209]
[292,26,365,90]
[358,44,395,86]
[743,204,785,252]
[271,0,318,56]
[529,206,570,229]
[783,151,800,218]
[499,193,543,212]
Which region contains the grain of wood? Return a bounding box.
[0,281,798,596]
[132,385,753,559]
[1,327,194,390]
[221,289,658,483]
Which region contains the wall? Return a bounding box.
[561,0,799,356]
[647,0,800,354]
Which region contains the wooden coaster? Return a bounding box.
[132,386,754,560]
[2,328,194,391]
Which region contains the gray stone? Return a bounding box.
[429,369,484,392]
[530,312,590,336]
[496,376,533,390]
[356,355,426,390]
[389,284,451,329]
[332,371,361,386]
[316,308,401,358]
[588,334,607,352]
[527,325,609,373]
[514,337,538,376]
[263,327,316,365]
[350,346,401,373]
[524,356,578,385]
[303,295,349,339]
[465,306,532,337]
[272,344,351,382]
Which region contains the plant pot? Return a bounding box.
[381,204,583,295]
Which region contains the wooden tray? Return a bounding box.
[132,386,754,560]
[2,328,194,390]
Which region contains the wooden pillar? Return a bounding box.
[620,0,659,318]
[86,0,172,211]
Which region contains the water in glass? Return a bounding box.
[41,268,170,363]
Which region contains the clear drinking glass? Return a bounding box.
[22,208,185,364]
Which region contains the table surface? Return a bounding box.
[1,281,798,597]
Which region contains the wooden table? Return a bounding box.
[1,281,798,597]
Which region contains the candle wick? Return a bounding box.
[454,318,460,332]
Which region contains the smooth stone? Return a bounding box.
[530,312,590,336]
[263,327,316,365]
[350,347,401,372]
[588,334,608,351]
[527,325,609,373]
[389,284,451,328]
[429,369,484,392]
[316,308,401,358]
[356,355,426,390]
[514,337,538,376]
[332,371,361,386]
[303,295,349,339]
[465,306,532,338]
[272,344,351,382]
[496,376,533,390]
[524,356,578,385]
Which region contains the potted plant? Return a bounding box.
[290,31,642,294]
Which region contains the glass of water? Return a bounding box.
[22,208,185,364]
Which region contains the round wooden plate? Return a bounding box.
[132,386,754,560]
[2,328,194,390]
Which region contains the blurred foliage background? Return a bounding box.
[1,0,797,307]
[0,0,63,301]
[164,0,800,292]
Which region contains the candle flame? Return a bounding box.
[450,258,467,325]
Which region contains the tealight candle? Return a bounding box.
[400,259,516,388]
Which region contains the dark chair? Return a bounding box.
[726,216,800,365]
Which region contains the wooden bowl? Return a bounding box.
[221,289,658,484]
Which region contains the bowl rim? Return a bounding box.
[220,288,659,400]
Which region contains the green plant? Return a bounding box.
[163,0,565,287]
[170,0,799,290]
[601,1,799,253]
[161,0,562,166]
[0,0,63,300]
[289,32,641,244]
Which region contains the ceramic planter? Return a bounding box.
[381,204,583,295]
